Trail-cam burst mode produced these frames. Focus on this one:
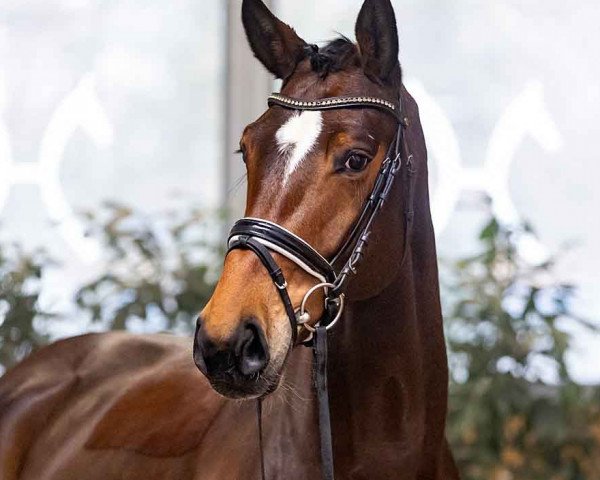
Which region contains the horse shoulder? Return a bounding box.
[0,332,227,480]
[85,339,226,457]
[0,335,84,480]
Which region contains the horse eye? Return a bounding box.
[344,154,369,172]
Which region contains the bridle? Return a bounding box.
[229,92,412,340]
[227,90,415,480]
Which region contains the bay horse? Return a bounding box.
[0,0,459,478]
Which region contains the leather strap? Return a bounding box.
[257,399,267,480]
[255,328,335,480]
[400,130,416,270]
[229,218,336,284]
[268,93,402,122]
[227,236,298,344]
[313,326,334,480]
[330,126,401,267]
[329,124,404,297]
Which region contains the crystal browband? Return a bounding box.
[268,93,401,121]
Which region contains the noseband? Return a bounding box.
[227,91,414,480]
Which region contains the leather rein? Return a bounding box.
[227,91,414,480]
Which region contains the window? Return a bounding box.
[276,0,600,381]
[0,0,225,259]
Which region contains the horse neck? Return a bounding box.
[326,99,449,475]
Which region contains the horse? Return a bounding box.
[0,0,460,478]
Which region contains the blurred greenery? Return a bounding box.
[75,202,223,334]
[0,245,52,371]
[0,203,222,372]
[444,218,600,480]
[1,207,599,478]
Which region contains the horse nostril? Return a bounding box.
[194,316,269,380]
[236,320,269,376]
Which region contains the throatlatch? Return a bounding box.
[226,91,414,480]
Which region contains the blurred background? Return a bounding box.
[1,1,599,478]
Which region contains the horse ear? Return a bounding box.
[242,0,307,80]
[355,0,400,84]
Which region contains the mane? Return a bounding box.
[304,36,402,87]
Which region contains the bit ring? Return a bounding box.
[297,283,345,332]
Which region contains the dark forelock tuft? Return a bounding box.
[304,36,359,78]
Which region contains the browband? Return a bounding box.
[268,93,402,122]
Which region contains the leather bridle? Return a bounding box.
[227,91,414,480]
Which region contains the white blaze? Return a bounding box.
[276,111,323,183]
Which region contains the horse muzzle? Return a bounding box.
[193,316,280,399]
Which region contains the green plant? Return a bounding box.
[75,202,222,335]
[444,218,600,480]
[0,245,52,372]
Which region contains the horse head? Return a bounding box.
[194,0,407,399]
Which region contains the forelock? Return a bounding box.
[304,37,360,79]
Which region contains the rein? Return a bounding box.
[227,91,414,480]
